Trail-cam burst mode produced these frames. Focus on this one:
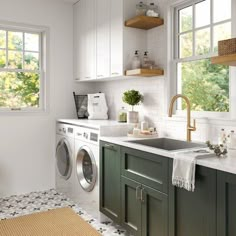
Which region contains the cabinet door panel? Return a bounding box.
[110,0,123,77]
[100,142,121,223]
[84,0,96,80]
[142,185,168,236]
[169,163,217,236]
[121,147,168,193]
[74,0,86,80]
[96,0,110,78]
[217,171,236,236]
[121,176,142,236]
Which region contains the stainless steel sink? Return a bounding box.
[126,138,206,151]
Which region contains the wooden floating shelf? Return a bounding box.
[125,68,164,77]
[211,53,236,66]
[125,15,164,30]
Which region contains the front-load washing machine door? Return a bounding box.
[76,146,97,192]
[56,138,72,180]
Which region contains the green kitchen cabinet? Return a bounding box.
[217,171,236,236]
[100,141,121,223]
[100,141,236,236]
[169,162,217,236]
[121,176,168,236]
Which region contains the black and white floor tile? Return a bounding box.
[0,189,129,236]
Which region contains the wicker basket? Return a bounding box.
[218,38,236,56]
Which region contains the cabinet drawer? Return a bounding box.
[121,147,168,194]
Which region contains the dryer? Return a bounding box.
[55,123,75,199]
[73,126,101,219]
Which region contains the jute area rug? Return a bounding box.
[0,207,101,236]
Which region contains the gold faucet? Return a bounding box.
[168,94,196,142]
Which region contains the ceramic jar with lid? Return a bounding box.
[136,1,147,16]
[146,3,159,17]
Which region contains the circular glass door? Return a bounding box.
[56,138,72,180]
[76,146,97,192]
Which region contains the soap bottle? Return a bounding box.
[229,130,236,149]
[131,50,141,69]
[218,128,226,145]
[142,51,149,68]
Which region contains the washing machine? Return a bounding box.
[55,123,75,199]
[73,126,101,219]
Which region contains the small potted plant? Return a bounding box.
[122,90,143,123]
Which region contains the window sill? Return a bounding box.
[0,108,49,116]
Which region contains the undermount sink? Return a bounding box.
[126,138,206,151]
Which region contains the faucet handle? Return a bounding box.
[192,119,196,131]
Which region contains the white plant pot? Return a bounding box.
[127,111,139,124]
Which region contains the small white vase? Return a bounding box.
[127,111,139,124]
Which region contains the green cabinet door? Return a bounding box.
[121,176,142,236]
[217,171,236,236]
[141,185,168,236]
[100,141,121,223]
[169,163,217,236]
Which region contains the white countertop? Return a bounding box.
[57,119,132,129]
[100,136,236,175]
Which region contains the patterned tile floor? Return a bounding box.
[0,189,130,236]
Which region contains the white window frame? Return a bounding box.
[171,0,234,119]
[0,21,48,114]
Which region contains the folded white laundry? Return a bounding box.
[172,150,214,192]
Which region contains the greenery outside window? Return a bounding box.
[0,24,45,112]
[174,0,232,115]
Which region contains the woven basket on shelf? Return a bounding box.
[218,38,236,56]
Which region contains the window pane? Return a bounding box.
[179,6,192,33]
[8,31,23,50]
[0,72,40,108]
[213,0,231,23]
[195,0,210,28]
[25,33,39,52]
[213,22,231,52]
[0,50,6,68]
[195,28,210,55]
[177,59,229,112]
[0,30,6,48]
[24,52,39,70]
[179,32,193,58]
[8,51,23,69]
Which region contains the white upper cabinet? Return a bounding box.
[96,0,110,79]
[74,0,148,81]
[110,0,123,77]
[74,0,96,81]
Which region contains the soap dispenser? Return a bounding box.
[142,51,149,68]
[131,50,141,69]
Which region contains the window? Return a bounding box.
[174,0,232,113]
[0,24,45,112]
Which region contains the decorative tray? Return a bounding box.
[127,132,158,138]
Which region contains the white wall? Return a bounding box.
[0,0,94,197]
